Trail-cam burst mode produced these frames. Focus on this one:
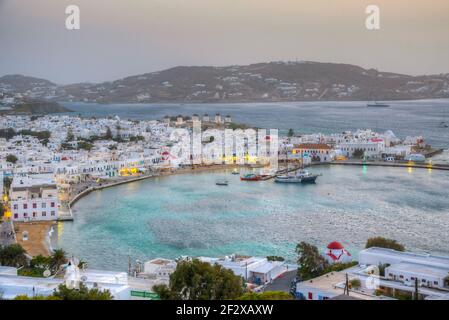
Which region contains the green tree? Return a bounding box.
[66,128,75,142]
[6,154,18,164]
[50,249,68,273]
[0,202,4,216]
[105,126,113,140]
[287,128,294,137]
[0,244,28,267]
[296,242,329,280]
[153,259,245,300]
[238,291,293,300]
[14,295,61,300]
[77,141,93,151]
[365,237,405,251]
[52,283,113,300]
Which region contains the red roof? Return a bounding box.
[327,241,344,250]
[295,143,332,150]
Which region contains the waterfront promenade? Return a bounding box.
[317,160,449,171]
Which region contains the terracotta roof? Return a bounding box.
[295,143,332,150]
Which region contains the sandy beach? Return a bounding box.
[14,221,55,257]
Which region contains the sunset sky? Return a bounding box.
[0,0,448,83]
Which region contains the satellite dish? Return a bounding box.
[81,276,88,282]
[43,270,51,277]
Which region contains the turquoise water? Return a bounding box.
[54,166,449,271]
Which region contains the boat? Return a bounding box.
[231,168,239,175]
[274,175,302,183]
[367,101,390,108]
[274,169,319,184]
[216,179,229,186]
[240,173,262,181]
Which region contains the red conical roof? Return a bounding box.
[327,241,344,250]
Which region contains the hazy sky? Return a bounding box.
[0,0,448,83]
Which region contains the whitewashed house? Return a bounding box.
[9,175,59,221]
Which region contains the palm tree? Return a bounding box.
[50,249,68,273]
[78,259,87,270]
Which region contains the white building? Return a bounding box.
[0,267,130,300]
[9,175,59,221]
[359,247,449,291]
[337,138,385,159]
[199,255,291,285]
[143,258,177,282]
[324,242,353,264]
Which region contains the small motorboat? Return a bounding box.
[240,173,261,181]
[231,169,240,175]
[274,175,302,183]
[274,169,320,184]
[216,179,229,186]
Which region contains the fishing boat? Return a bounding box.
[274,175,302,183]
[274,169,319,184]
[298,170,320,183]
[216,179,229,186]
[240,173,261,181]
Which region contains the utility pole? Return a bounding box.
[345,273,350,295]
[414,278,419,300]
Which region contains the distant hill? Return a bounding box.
[0,74,56,93]
[1,62,449,103]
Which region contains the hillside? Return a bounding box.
[0,99,71,115]
[1,62,449,103]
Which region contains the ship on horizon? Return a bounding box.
[367,101,390,108]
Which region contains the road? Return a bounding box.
[0,220,16,246]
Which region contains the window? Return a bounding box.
[51,211,55,216]
[33,203,37,209]
[422,279,426,283]
[14,214,18,219]
[42,203,46,209]
[23,204,28,209]
[33,212,37,218]
[434,281,438,285]
[51,202,55,208]
[24,213,28,217]
[42,212,46,217]
[399,275,404,279]
[308,292,313,300]
[14,204,18,210]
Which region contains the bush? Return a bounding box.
[365,237,405,251]
[238,291,293,300]
[266,256,285,262]
[349,278,361,289]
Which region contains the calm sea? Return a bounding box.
[63,99,449,148]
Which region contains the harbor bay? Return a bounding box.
[53,165,449,271]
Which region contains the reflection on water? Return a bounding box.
[53,166,449,271]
